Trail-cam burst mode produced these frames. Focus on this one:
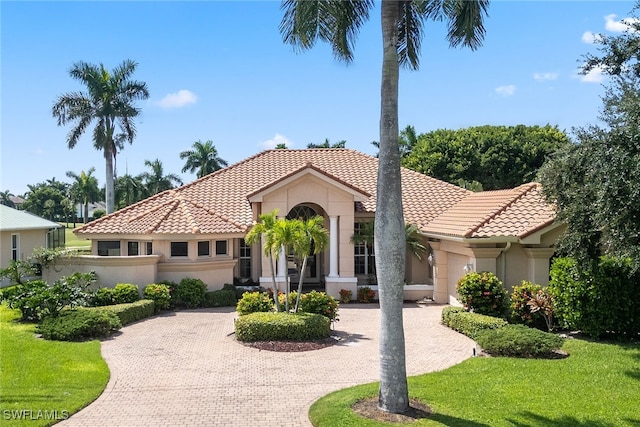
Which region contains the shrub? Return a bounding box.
[205,289,237,307]
[549,256,640,338]
[357,286,376,303]
[236,291,274,315]
[91,287,115,307]
[339,289,352,303]
[441,307,507,339]
[456,272,508,317]
[94,300,155,325]
[37,309,122,341]
[113,283,140,304]
[176,278,207,308]
[278,291,298,311]
[157,280,179,307]
[299,291,339,322]
[235,312,330,342]
[510,281,548,330]
[476,324,564,358]
[143,284,171,312]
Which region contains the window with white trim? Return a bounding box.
[239,239,251,278]
[11,234,19,261]
[353,222,375,275]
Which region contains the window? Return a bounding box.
[11,234,19,261]
[146,242,153,255]
[98,241,121,256]
[127,241,139,256]
[353,222,375,275]
[239,239,251,278]
[170,242,188,257]
[198,241,211,257]
[215,240,228,256]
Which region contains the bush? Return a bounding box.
[157,280,179,307]
[357,286,376,303]
[236,291,274,315]
[441,306,508,339]
[339,289,352,303]
[37,309,122,341]
[91,287,115,307]
[476,324,564,358]
[510,281,548,330]
[113,283,140,304]
[176,278,207,308]
[205,289,237,307]
[278,291,298,311]
[143,284,171,312]
[549,256,640,338]
[94,300,155,325]
[235,312,330,342]
[456,272,509,317]
[299,291,339,322]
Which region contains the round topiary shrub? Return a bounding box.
[234,312,330,342]
[176,278,207,308]
[37,309,122,341]
[456,272,508,318]
[476,324,564,358]
[510,281,548,330]
[236,291,274,315]
[113,283,140,304]
[143,284,171,312]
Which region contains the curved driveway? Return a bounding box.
[59,304,474,427]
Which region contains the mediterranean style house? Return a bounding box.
[48,149,563,304]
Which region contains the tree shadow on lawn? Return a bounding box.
[506,411,639,427]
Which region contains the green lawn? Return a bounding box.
[0,305,109,426]
[310,338,640,426]
[59,223,91,251]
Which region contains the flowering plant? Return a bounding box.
[339,289,352,303]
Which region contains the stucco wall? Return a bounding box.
[0,229,49,269]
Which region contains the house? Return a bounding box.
[49,149,563,304]
[0,205,63,285]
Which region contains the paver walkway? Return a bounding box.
[59,303,474,427]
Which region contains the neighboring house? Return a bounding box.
[0,205,63,285]
[50,149,563,304]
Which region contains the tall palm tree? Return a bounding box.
[245,210,282,311]
[280,0,489,413]
[52,60,150,214]
[115,173,146,209]
[140,159,183,196]
[180,140,228,178]
[66,167,101,224]
[291,216,329,312]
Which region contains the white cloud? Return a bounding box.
[581,31,597,44]
[495,85,516,96]
[260,133,293,149]
[604,14,639,33]
[580,65,605,83]
[157,89,198,108]
[533,72,559,81]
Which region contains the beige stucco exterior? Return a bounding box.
[0,229,49,269]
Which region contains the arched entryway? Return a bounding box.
[286,203,326,287]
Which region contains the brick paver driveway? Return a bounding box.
[59,304,474,427]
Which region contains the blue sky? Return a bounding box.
[1,1,636,196]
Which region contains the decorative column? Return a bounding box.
[328,215,339,277]
[277,245,287,278]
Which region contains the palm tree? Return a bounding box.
[0,190,15,208]
[281,1,489,411]
[291,216,329,312]
[245,210,282,311]
[180,140,228,178]
[140,159,183,196]
[115,173,145,209]
[66,167,101,224]
[52,60,150,214]
[271,217,301,312]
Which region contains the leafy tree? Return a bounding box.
[66,167,101,223]
[115,173,146,209]
[371,124,417,158]
[275,143,288,149]
[0,190,15,208]
[180,140,228,178]
[402,125,570,190]
[22,179,68,220]
[307,138,346,148]
[140,159,183,196]
[52,60,150,214]
[539,1,640,270]
[280,0,489,413]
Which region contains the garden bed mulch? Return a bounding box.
[240,337,338,352]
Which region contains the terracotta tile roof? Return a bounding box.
[423,183,556,238]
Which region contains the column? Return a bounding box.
[277,245,287,278]
[328,215,339,277]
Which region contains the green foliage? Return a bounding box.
[30,246,74,270]
[0,260,36,285]
[456,272,509,317]
[91,287,115,306]
[441,306,508,339]
[299,290,339,322]
[21,178,68,220]
[143,283,171,312]
[236,291,274,315]
[278,290,298,309]
[339,289,352,303]
[157,280,179,307]
[175,277,207,308]
[235,312,330,342]
[476,324,564,358]
[510,281,548,330]
[402,125,570,190]
[91,209,106,220]
[37,309,122,341]
[205,289,237,307]
[112,283,140,304]
[357,286,376,303]
[94,300,155,325]
[549,256,640,338]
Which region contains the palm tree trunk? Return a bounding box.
[268,253,281,312]
[294,256,308,312]
[105,121,115,214]
[376,0,409,414]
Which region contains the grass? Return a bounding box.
[0,304,109,426]
[309,338,640,426]
[59,223,91,251]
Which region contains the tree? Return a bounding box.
[539,2,640,270]
[180,140,228,178]
[52,60,149,214]
[280,0,489,412]
[0,190,15,208]
[140,159,183,196]
[245,210,282,311]
[22,179,68,220]
[371,124,417,158]
[115,173,146,209]
[66,168,101,223]
[307,138,346,148]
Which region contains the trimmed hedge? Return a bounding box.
[205,289,237,307]
[235,312,330,342]
[37,309,122,341]
[441,306,507,339]
[476,324,564,358]
[113,283,140,304]
[92,300,155,325]
[237,291,274,315]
